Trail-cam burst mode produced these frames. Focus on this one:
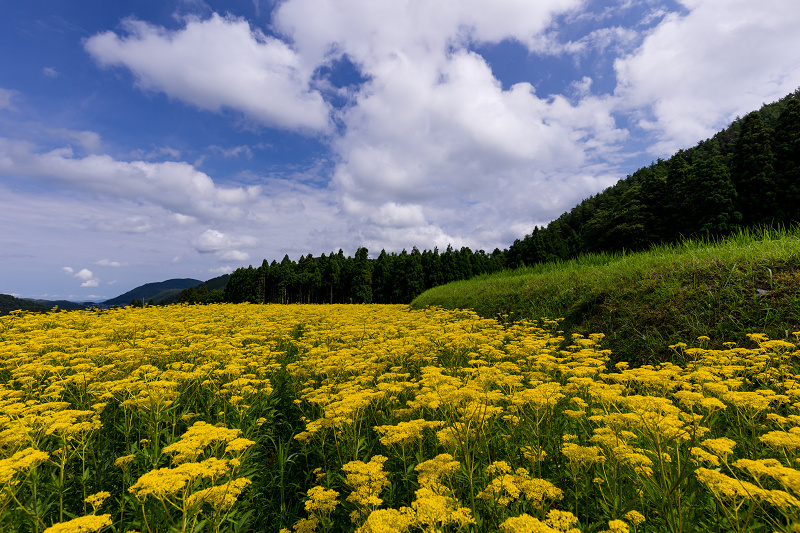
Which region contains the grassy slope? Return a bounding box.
[410,227,800,365]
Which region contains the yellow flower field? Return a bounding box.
[1,303,799,532]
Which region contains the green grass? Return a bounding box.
[410,227,800,365]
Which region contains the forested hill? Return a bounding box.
[223,89,800,305]
[505,90,800,267]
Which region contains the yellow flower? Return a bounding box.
[607,519,629,533]
[759,430,800,452]
[0,448,50,486]
[113,454,136,469]
[412,486,475,530]
[374,419,445,446]
[690,447,720,467]
[700,437,736,461]
[305,485,339,515]
[342,455,390,511]
[695,468,765,501]
[499,513,559,532]
[163,421,243,464]
[355,508,415,533]
[85,491,111,511]
[624,510,645,526]
[224,437,256,455]
[43,514,112,533]
[545,509,581,532]
[415,454,461,490]
[186,477,251,510]
[562,442,605,468]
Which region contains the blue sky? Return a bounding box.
[2,0,799,301]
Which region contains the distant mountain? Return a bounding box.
[103,278,202,306]
[1,276,229,315]
[26,299,98,311]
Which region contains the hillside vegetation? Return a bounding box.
[0,294,50,315]
[410,227,800,365]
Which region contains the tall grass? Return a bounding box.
[411,226,800,364]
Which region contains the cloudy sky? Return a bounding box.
[2,0,799,301]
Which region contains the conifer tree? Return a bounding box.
[730,112,778,226]
[689,157,741,237]
[774,98,800,222]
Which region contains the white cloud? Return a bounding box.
[130,146,182,161]
[95,259,128,267]
[208,145,253,159]
[61,266,74,274]
[193,229,258,253]
[614,0,800,155]
[43,67,59,78]
[328,47,625,250]
[527,25,639,57]
[84,13,331,133]
[81,278,100,288]
[93,215,155,234]
[209,265,234,275]
[273,0,582,67]
[0,138,261,221]
[266,0,628,252]
[44,128,102,153]
[216,250,251,262]
[192,229,257,262]
[0,88,17,111]
[74,268,94,281]
[172,213,196,225]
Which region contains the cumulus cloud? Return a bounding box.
[192,229,257,262]
[0,138,261,221]
[614,0,800,155]
[74,268,94,281]
[266,0,628,251]
[273,0,582,66]
[327,45,624,249]
[61,267,101,287]
[84,13,331,132]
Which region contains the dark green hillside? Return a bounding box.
[103,278,202,306]
[146,275,231,305]
[25,299,97,311]
[203,274,229,292]
[0,294,50,315]
[1,295,97,315]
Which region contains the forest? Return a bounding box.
[214,91,800,306]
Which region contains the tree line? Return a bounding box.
[214,245,504,305]
[212,90,800,305]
